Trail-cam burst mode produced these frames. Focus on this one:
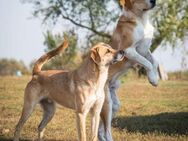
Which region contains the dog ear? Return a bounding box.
[120,0,132,9]
[120,0,125,8]
[90,47,101,64]
[126,0,133,9]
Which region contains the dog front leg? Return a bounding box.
[91,98,105,141]
[76,112,87,141]
[99,86,113,141]
[124,48,158,86]
[91,114,100,141]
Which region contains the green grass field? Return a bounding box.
[0,75,188,141]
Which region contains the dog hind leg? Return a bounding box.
[109,61,133,117]
[98,120,106,141]
[38,99,56,141]
[110,80,121,117]
[14,84,40,141]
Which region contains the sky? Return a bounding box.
[0,0,188,72]
[0,0,45,66]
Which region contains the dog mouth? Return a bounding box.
[111,50,125,64]
[143,2,156,11]
[143,8,149,11]
[143,6,154,11]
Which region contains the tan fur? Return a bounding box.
[13,42,124,141]
[108,58,127,80]
[99,1,158,141]
[110,15,135,50]
[32,38,69,75]
[108,0,156,81]
[110,0,156,97]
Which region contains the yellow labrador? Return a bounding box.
[13,39,124,141]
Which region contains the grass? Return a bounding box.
[0,74,188,141]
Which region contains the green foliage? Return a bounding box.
[23,0,188,51]
[151,0,188,51]
[0,59,29,76]
[42,30,79,70]
[23,0,119,43]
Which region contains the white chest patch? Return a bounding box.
[133,20,144,42]
[133,18,154,43]
[144,19,154,39]
[134,17,154,55]
[95,68,108,99]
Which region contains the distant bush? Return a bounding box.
[0,58,29,76]
[168,71,188,80]
[30,31,82,71]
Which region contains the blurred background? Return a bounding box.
[0,0,188,78]
[0,1,188,141]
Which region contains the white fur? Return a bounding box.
[79,68,108,116]
[96,67,108,98]
[122,12,158,86]
[98,8,159,141]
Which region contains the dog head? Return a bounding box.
[120,0,156,15]
[90,43,124,67]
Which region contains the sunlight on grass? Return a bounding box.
[0,75,188,141]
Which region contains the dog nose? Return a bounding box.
[150,0,156,3]
[150,0,156,7]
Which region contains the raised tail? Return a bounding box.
[32,38,69,75]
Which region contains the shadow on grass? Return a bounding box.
[0,137,76,141]
[112,112,188,135]
[0,138,74,141]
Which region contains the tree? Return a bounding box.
[0,59,29,76]
[23,0,188,51]
[23,0,119,46]
[151,0,188,51]
[30,30,80,70]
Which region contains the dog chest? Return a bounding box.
[133,20,145,42]
[144,19,154,39]
[136,19,154,54]
[133,18,154,49]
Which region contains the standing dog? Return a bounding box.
[13,39,125,141]
[99,0,158,140]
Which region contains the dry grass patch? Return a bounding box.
[0,75,188,141]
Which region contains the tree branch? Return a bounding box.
[88,4,95,29]
[61,14,111,39]
[58,0,111,39]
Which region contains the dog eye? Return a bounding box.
[106,49,111,54]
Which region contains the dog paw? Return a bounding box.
[105,130,114,141]
[149,79,158,87]
[147,70,158,87]
[98,135,106,141]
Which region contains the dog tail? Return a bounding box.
[32,38,69,75]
